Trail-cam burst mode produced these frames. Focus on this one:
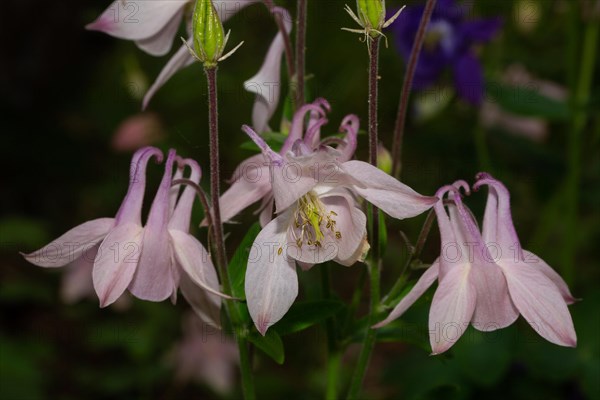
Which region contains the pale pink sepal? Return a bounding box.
[93,222,144,307]
[373,261,440,328]
[498,260,577,347]
[245,212,298,335]
[22,218,114,268]
[428,263,476,355]
[243,7,293,133]
[343,160,438,219]
[86,1,187,42]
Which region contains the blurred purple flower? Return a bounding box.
[391,0,502,104]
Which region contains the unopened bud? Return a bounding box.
[193,0,225,67]
[357,0,385,30]
[377,143,392,174]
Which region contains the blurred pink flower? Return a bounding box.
[169,313,238,394]
[111,113,165,152]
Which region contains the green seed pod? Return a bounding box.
[192,0,225,66]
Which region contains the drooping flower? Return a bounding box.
[215,98,353,228]
[391,0,502,104]
[23,147,226,324]
[242,125,437,334]
[374,177,577,354]
[87,0,289,131]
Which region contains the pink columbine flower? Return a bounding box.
[218,98,347,226]
[374,176,577,354]
[242,125,437,335]
[216,98,357,227]
[87,1,289,132]
[23,147,225,325]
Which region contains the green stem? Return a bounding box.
[321,264,340,400]
[326,351,342,400]
[562,18,599,284]
[204,66,255,400]
[346,260,380,400]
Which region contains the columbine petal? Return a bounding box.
[218,166,272,223]
[179,274,221,329]
[143,38,196,109]
[243,7,292,133]
[135,8,185,56]
[343,160,437,219]
[245,212,298,335]
[281,100,329,154]
[523,250,577,304]
[447,188,519,331]
[93,222,144,307]
[115,146,164,224]
[22,218,114,268]
[129,150,178,301]
[323,195,367,266]
[374,261,440,328]
[60,244,97,304]
[86,1,187,42]
[428,262,476,354]
[272,148,344,212]
[170,230,228,300]
[458,18,503,44]
[498,260,577,347]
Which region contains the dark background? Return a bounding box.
[1,0,599,399]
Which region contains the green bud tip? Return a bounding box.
[357,0,385,30]
[192,0,225,66]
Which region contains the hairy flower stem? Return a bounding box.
[295,0,307,108]
[391,0,437,178]
[346,36,381,400]
[563,17,599,283]
[205,66,255,400]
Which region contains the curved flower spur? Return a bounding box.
[23,147,229,323]
[241,123,437,335]
[374,176,577,354]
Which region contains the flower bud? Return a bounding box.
[357,0,385,30]
[377,143,392,174]
[192,0,225,67]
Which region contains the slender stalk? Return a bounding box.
[205,66,229,285]
[295,0,307,108]
[346,259,380,400]
[204,66,255,400]
[321,264,341,400]
[237,339,256,400]
[562,17,599,283]
[391,0,437,178]
[346,37,382,400]
[263,0,295,80]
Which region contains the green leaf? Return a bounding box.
[248,329,285,364]
[274,299,345,336]
[487,83,570,121]
[228,223,261,299]
[239,132,288,153]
